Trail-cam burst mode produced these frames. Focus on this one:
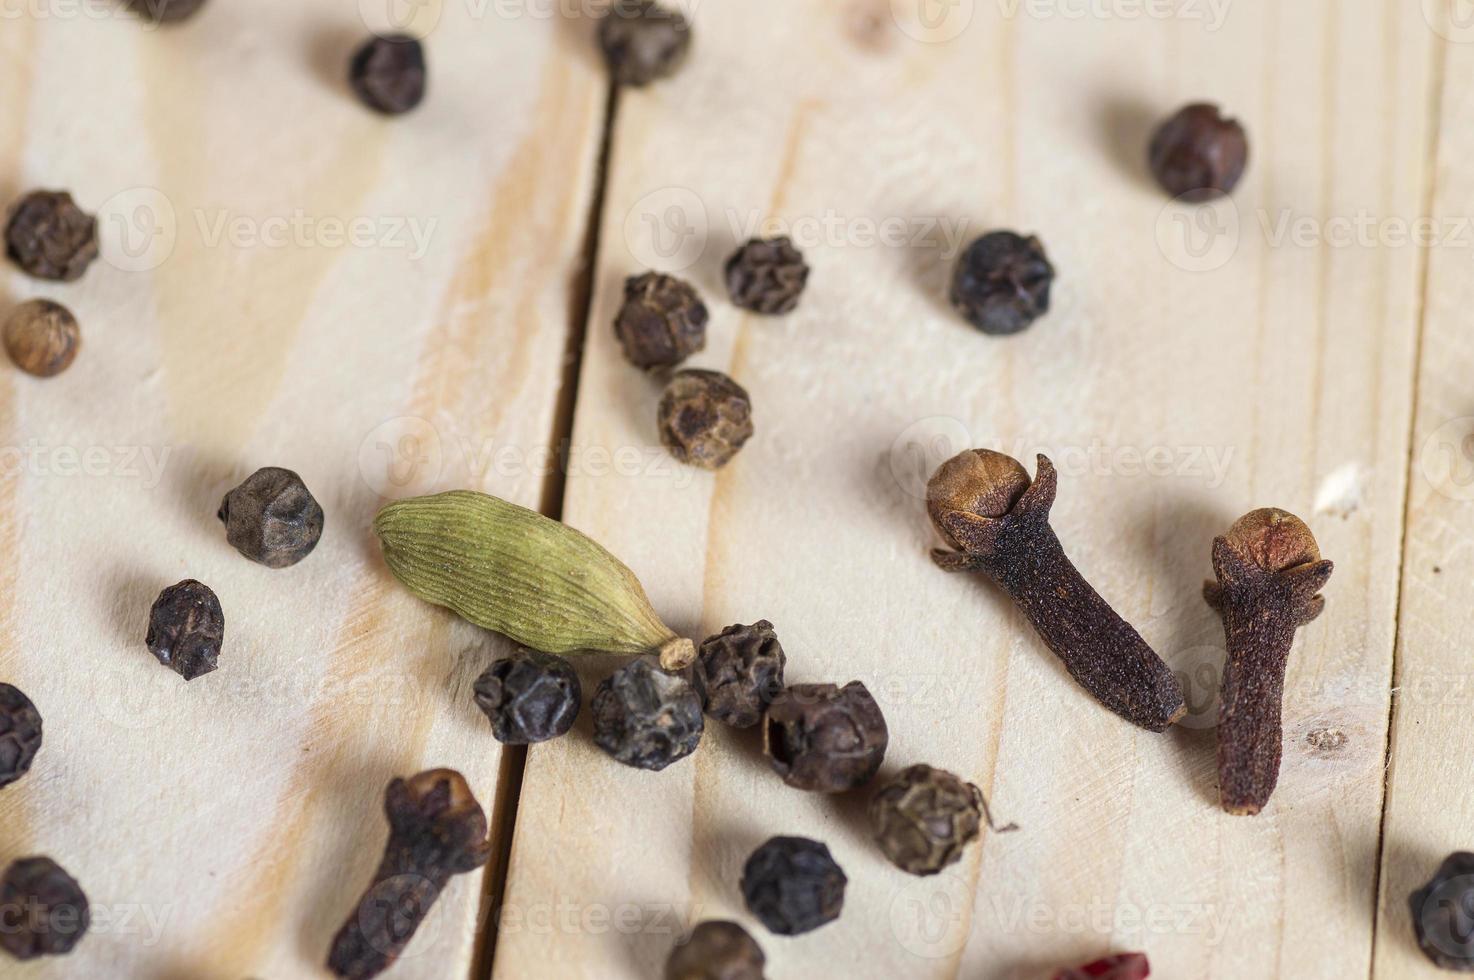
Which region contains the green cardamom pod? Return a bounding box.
[373,491,695,671]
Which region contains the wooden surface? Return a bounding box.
[2,1,1470,978]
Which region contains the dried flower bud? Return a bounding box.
[218,467,325,568]
[658,369,754,470]
[869,765,985,876]
[949,231,1054,335]
[692,621,786,728]
[1052,952,1150,980]
[1220,507,1321,572]
[0,857,88,960]
[1411,852,1474,971]
[925,448,1031,546]
[1149,103,1247,200]
[763,681,888,793]
[741,836,846,936]
[145,579,225,681]
[5,190,98,283]
[473,650,581,744]
[615,272,708,369]
[349,35,427,116]
[592,659,704,771]
[0,684,42,790]
[126,0,207,23]
[725,237,810,315]
[665,920,765,980]
[3,300,79,378]
[599,0,692,87]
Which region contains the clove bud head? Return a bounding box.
[926,449,1032,549]
[1222,507,1321,572]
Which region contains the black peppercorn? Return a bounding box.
[740,836,846,936]
[949,231,1054,336]
[657,369,753,470]
[5,191,98,283]
[666,920,765,980]
[1148,103,1248,200]
[0,857,89,961]
[349,34,427,116]
[599,0,692,87]
[763,681,887,793]
[869,765,985,876]
[692,621,785,729]
[473,650,581,745]
[218,467,325,568]
[0,684,42,791]
[614,272,708,369]
[591,658,703,771]
[725,237,809,315]
[145,580,225,681]
[126,0,207,23]
[3,300,80,378]
[1411,851,1474,970]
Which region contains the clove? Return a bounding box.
[1204,508,1332,815]
[927,449,1185,731]
[327,769,491,980]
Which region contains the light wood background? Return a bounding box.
[1,1,1468,978]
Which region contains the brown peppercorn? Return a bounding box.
[126,0,207,23]
[0,684,42,791]
[657,369,753,470]
[0,857,89,960]
[1411,852,1474,970]
[665,920,766,980]
[5,191,98,282]
[692,621,786,729]
[1148,103,1248,200]
[725,237,809,315]
[218,467,325,568]
[870,765,986,876]
[949,231,1054,335]
[3,300,79,378]
[145,580,225,681]
[614,272,708,369]
[763,681,888,793]
[349,34,427,116]
[599,0,692,87]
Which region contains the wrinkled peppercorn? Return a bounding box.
[126,0,207,23]
[666,920,766,980]
[763,681,887,793]
[870,765,985,876]
[949,231,1054,335]
[0,858,88,961]
[657,369,753,470]
[0,684,42,791]
[218,467,324,568]
[691,621,785,729]
[145,580,224,681]
[1411,852,1474,970]
[473,650,581,744]
[591,658,704,771]
[3,300,79,378]
[614,272,708,369]
[725,237,809,315]
[1052,952,1150,980]
[741,836,846,936]
[349,35,427,116]
[5,191,98,283]
[1148,103,1248,200]
[599,0,692,87]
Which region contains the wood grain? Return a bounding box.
[495,2,1437,978]
[0,4,604,978]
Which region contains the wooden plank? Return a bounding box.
[496,1,1433,978]
[0,5,604,978]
